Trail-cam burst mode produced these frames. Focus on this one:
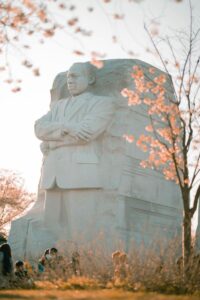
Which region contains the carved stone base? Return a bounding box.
[9,192,182,260]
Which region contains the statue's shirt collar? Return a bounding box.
[70,91,92,102]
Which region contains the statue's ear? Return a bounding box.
[88,75,96,85]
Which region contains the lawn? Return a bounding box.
[0,290,199,300]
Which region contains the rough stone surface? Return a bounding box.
[9,59,182,260]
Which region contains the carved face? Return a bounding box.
[67,64,90,96]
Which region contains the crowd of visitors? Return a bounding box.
[1,241,200,291]
[0,242,84,289]
[0,242,132,289]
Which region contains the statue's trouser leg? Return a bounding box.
[44,188,71,239]
[62,189,102,242]
[44,188,62,226]
[43,188,104,243]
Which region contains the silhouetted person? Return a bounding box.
[0,243,13,288]
[38,248,51,273]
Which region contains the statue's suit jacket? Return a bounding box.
[35,92,115,189]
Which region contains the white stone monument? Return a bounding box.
[9,59,182,260]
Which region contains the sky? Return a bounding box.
[0,0,200,193]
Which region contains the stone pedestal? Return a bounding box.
[9,160,182,260]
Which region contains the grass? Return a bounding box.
[1,237,200,297]
[0,290,199,300]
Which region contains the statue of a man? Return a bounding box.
[34,62,115,238]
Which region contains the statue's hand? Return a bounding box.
[76,130,91,141]
[62,123,92,142]
[40,142,49,155]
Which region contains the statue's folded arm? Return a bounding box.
[34,110,63,141]
[35,97,115,146]
[67,98,115,142]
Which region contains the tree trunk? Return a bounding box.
[182,211,192,274]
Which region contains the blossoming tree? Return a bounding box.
[0,0,184,91]
[0,169,35,236]
[121,16,200,267]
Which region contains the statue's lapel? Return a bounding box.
[65,93,91,120]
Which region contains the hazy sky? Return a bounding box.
[0,0,199,192]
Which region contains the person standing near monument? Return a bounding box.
[34,62,115,239]
[0,243,14,288]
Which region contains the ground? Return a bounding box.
[0,290,199,300]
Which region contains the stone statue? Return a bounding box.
[9,59,182,260]
[34,62,115,237]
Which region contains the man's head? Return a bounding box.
[15,260,24,271]
[67,62,96,96]
[50,247,58,257]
